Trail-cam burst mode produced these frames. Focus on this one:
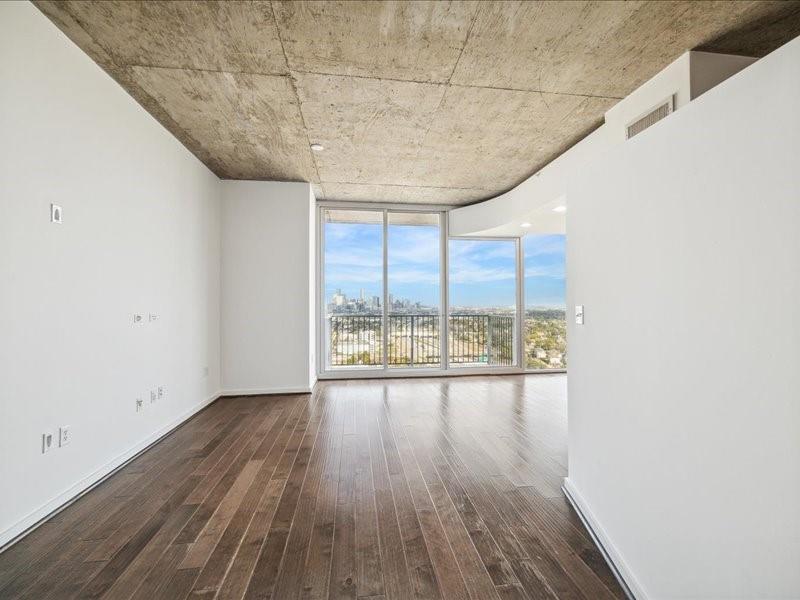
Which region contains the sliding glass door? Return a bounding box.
[387,212,442,368]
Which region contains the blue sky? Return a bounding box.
[324,222,565,309]
[324,221,383,302]
[523,234,566,308]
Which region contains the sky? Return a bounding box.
[523,234,566,308]
[324,222,565,309]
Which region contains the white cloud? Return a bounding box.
[387,268,439,285]
[524,264,565,278]
[449,239,515,262]
[324,265,382,284]
[449,265,516,284]
[324,249,382,268]
[523,235,565,259]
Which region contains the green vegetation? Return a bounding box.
[524,309,567,369]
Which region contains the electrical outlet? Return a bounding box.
[150,390,157,404]
[158,386,164,399]
[41,431,55,453]
[50,204,63,224]
[136,398,144,412]
[59,426,71,447]
[149,313,158,322]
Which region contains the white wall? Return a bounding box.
[221,181,316,395]
[0,2,222,547]
[566,36,800,599]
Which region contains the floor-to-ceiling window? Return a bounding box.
[448,238,518,367]
[523,233,567,370]
[320,205,532,375]
[323,209,383,369]
[387,212,442,368]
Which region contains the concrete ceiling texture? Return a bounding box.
[36,1,800,206]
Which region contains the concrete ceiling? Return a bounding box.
[35,1,800,205]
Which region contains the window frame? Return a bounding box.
[316,201,563,379]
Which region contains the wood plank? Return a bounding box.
[78,472,201,598]
[365,399,414,600]
[388,404,498,599]
[212,397,308,600]
[269,393,337,600]
[187,401,299,596]
[0,376,626,600]
[352,392,385,598]
[299,387,345,600]
[375,409,441,600]
[242,389,327,600]
[329,431,357,600]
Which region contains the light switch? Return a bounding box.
[50,204,63,224]
[575,305,584,325]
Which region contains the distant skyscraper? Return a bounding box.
[359,288,365,301]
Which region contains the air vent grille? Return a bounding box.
[626,99,673,139]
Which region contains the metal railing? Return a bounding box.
[387,314,440,366]
[328,314,383,366]
[328,314,514,368]
[448,314,514,366]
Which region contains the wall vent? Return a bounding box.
[626,96,674,139]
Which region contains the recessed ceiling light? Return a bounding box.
[521,222,532,228]
[310,143,324,152]
[552,205,567,213]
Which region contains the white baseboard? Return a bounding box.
[562,477,648,600]
[0,390,221,552]
[222,385,313,396]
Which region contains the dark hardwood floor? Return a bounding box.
[0,374,624,600]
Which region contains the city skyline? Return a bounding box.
[325,222,565,309]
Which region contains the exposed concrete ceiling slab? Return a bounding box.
[451,1,800,97]
[130,66,317,181]
[295,73,445,186]
[49,0,288,74]
[409,86,616,190]
[35,0,800,205]
[274,1,480,83]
